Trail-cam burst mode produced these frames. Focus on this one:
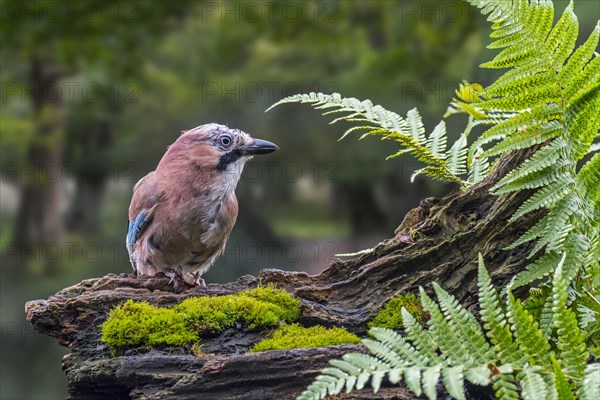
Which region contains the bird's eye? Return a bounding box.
[218,135,233,148]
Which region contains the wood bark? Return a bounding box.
[26,148,539,399]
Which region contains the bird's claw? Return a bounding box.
[193,276,206,287]
[165,271,184,289]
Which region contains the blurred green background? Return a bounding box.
[1,1,597,398]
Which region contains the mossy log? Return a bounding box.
[25,148,539,400]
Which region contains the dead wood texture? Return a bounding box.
[26,149,539,400]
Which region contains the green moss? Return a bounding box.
[368,292,425,330]
[100,285,300,352]
[250,324,361,352]
[100,300,198,350]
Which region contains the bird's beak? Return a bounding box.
[240,138,279,155]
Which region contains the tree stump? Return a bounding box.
[26,149,539,399]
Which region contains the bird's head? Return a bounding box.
[157,123,278,187]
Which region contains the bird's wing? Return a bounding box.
[127,210,151,247]
[126,172,161,271]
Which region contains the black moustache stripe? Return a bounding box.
[216,149,242,171]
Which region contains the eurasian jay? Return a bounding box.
[126,123,278,286]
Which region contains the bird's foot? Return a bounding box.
[193,276,206,287]
[164,271,184,289]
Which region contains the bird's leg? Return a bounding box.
[193,272,206,287]
[164,270,182,289]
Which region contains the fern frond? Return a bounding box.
[580,363,600,400]
[401,308,438,362]
[477,255,520,364]
[483,120,562,158]
[465,0,599,283]
[448,134,468,176]
[524,286,555,340]
[406,108,426,143]
[419,287,473,366]
[578,153,600,207]
[422,364,441,400]
[426,121,448,159]
[551,356,576,400]
[368,327,429,368]
[442,366,466,400]
[565,82,600,160]
[509,176,573,221]
[433,283,493,364]
[493,165,566,195]
[518,368,547,400]
[506,289,552,369]
[268,92,469,186]
[492,372,520,400]
[299,256,592,400]
[552,259,589,384]
[492,138,564,192]
[467,147,490,185]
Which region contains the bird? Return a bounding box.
[126,123,278,286]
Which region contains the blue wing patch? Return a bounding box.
[127,211,149,245]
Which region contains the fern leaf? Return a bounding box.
[531,198,579,254]
[477,255,520,364]
[538,293,555,341]
[518,368,547,400]
[543,1,578,67]
[492,372,519,400]
[383,131,447,167]
[483,120,562,158]
[422,364,441,400]
[493,165,566,195]
[464,364,492,386]
[564,53,600,101]
[565,82,600,160]
[442,366,466,400]
[559,21,599,87]
[580,363,600,400]
[551,356,576,400]
[481,104,561,139]
[361,338,409,369]
[468,147,490,185]
[552,259,589,384]
[506,290,552,369]
[426,121,447,159]
[406,108,426,144]
[486,71,555,98]
[401,308,439,362]
[511,251,561,292]
[368,327,430,367]
[371,370,385,393]
[492,138,564,191]
[578,153,600,207]
[448,134,468,176]
[432,283,493,364]
[509,176,572,221]
[404,366,422,397]
[419,287,473,366]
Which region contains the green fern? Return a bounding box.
[461,0,600,289]
[267,93,474,186]
[268,0,599,300]
[297,256,597,400]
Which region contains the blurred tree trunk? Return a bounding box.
[65,116,117,233]
[13,54,66,251]
[337,182,386,237]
